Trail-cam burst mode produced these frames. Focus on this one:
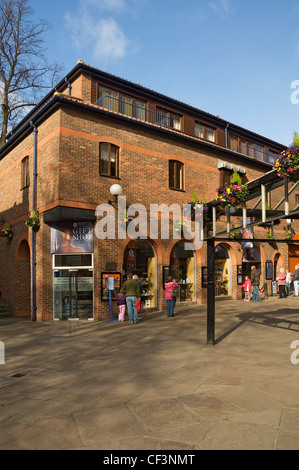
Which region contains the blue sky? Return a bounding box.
[30,0,299,147]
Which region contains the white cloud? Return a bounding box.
[65,1,130,63]
[209,0,234,16]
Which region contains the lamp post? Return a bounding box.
[108,184,123,206]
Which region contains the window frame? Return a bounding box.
[157,107,181,131]
[169,160,184,191]
[99,142,120,178]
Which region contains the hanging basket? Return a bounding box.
[274,147,299,183]
[216,183,249,207]
[25,210,41,231]
[1,225,13,239]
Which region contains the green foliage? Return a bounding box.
[231,168,242,185]
[293,130,299,147]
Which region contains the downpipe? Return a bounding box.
[30,121,38,321]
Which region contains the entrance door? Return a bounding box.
[53,269,93,320]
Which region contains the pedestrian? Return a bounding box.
[121,273,140,324]
[293,265,299,297]
[241,275,251,301]
[164,276,178,317]
[250,265,262,302]
[133,274,144,299]
[286,269,292,296]
[116,292,126,321]
[277,267,287,298]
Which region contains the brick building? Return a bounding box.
[0,60,295,321]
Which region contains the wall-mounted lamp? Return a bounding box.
[108,184,123,206]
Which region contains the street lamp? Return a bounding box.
[108,184,123,206]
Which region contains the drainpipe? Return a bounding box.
[225,123,229,148]
[64,78,72,96]
[30,121,38,321]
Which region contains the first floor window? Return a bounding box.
[21,156,29,189]
[169,160,184,190]
[100,143,119,177]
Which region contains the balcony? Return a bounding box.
[232,144,279,166]
[94,95,171,129]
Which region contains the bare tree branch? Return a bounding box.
[0,0,63,146]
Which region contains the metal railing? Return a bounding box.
[94,95,170,128]
[232,145,278,166]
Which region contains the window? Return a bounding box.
[157,108,181,130]
[195,123,204,138]
[254,145,264,160]
[98,86,118,112]
[194,122,216,143]
[229,134,238,150]
[100,143,119,177]
[169,160,184,190]
[206,127,215,142]
[21,156,29,189]
[220,169,232,187]
[121,95,133,117]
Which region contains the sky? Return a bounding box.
[28,0,299,147]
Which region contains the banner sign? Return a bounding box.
[51,221,93,254]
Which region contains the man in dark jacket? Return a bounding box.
[121,274,140,323]
[251,265,261,302]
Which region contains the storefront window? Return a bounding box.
[215,244,231,297]
[170,241,195,302]
[123,240,156,309]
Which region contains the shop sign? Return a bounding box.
[201,267,208,288]
[237,265,243,285]
[51,221,93,254]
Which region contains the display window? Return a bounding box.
[123,240,156,308]
[169,241,195,302]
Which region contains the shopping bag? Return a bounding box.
[136,298,141,312]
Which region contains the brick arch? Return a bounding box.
[16,238,31,317]
[117,237,165,265]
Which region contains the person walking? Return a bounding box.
[164,276,178,317]
[286,269,292,296]
[241,275,251,301]
[293,265,299,297]
[251,265,262,302]
[277,267,287,299]
[121,274,140,324]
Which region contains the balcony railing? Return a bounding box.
[94,95,171,128]
[232,145,279,166]
[94,96,281,166]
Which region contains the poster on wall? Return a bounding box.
[51,221,94,254]
[201,267,208,288]
[101,273,121,301]
[237,265,243,285]
[266,260,273,280]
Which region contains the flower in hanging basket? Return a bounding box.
[274,147,299,182]
[174,220,186,234]
[274,131,299,182]
[216,182,249,207]
[25,210,41,230]
[1,225,13,239]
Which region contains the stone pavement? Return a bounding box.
[1,296,299,450]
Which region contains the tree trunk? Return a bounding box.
[0,103,8,148]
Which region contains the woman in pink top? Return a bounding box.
[277,267,287,298]
[241,276,251,301]
[164,276,178,317]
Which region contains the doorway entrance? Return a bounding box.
[53,269,93,320]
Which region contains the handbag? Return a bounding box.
[136,298,141,312]
[170,283,176,299]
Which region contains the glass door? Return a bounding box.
[53,269,93,320]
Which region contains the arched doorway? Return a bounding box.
[16,239,31,317]
[123,240,156,309]
[215,244,231,297]
[169,240,195,302]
